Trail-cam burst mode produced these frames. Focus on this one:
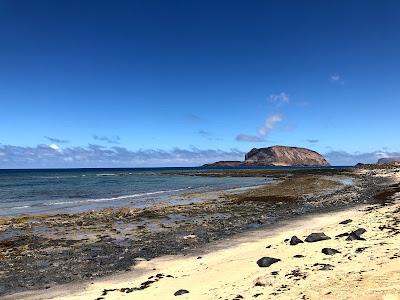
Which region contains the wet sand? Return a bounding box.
[0,167,398,298]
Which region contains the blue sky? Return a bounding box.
[1,1,400,167]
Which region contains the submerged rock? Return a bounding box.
[256,257,281,267]
[305,232,331,242]
[289,236,304,245]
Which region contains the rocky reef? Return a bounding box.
[204,146,330,167]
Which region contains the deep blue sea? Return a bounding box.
[0,167,271,216]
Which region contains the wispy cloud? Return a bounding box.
[307,139,319,143]
[184,113,205,123]
[236,114,283,143]
[0,144,244,168]
[93,135,121,144]
[198,129,211,137]
[44,136,69,143]
[330,74,343,84]
[269,92,289,105]
[324,150,400,166]
[258,114,283,136]
[235,134,265,143]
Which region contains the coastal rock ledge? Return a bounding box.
[203,146,330,167]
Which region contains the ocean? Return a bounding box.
[0,168,269,216]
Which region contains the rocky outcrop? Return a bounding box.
[204,146,330,167]
[202,161,243,167]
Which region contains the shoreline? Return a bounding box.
[0,167,398,298]
[6,195,399,300]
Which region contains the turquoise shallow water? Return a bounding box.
[0,168,268,216]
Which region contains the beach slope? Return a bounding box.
[7,176,400,300]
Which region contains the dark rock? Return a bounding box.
[322,248,341,255]
[305,232,331,242]
[355,247,368,253]
[290,236,304,245]
[335,232,349,238]
[256,257,281,268]
[339,219,352,225]
[293,254,304,258]
[346,228,367,241]
[313,263,334,271]
[174,289,189,296]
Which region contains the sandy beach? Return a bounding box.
[5,168,400,300]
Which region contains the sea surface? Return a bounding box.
[0,167,272,216]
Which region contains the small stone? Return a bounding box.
[322,248,341,255]
[355,247,368,253]
[256,257,281,267]
[339,219,352,224]
[174,289,189,296]
[290,236,304,245]
[305,232,331,242]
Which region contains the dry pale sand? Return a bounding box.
[5,177,400,300]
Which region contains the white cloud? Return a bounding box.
[269,92,289,104]
[0,144,245,168]
[49,144,61,151]
[258,114,283,136]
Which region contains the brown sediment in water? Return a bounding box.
[230,175,341,203]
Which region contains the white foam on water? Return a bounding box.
[43,187,191,206]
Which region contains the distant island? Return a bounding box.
[203,145,330,167]
[378,157,400,164]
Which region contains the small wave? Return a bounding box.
[0,205,32,210]
[96,173,118,177]
[37,175,79,179]
[44,187,191,206]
